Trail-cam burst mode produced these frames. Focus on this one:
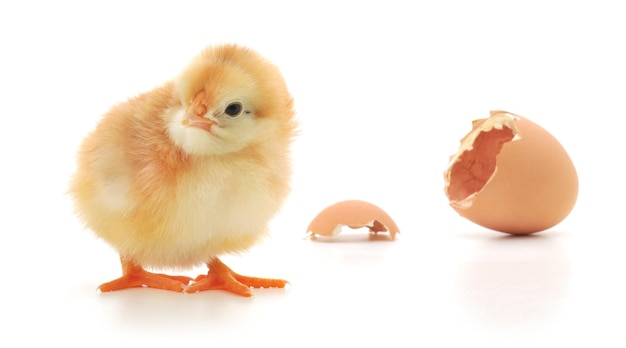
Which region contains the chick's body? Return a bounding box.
[70,45,296,295]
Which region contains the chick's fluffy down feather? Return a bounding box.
[70,44,297,269]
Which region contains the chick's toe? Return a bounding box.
[98,259,191,293]
[187,258,287,297]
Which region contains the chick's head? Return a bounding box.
[167,44,295,156]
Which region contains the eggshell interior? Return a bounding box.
[444,111,578,234]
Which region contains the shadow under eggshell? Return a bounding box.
[306,200,399,240]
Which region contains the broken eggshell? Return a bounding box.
[444,110,578,234]
[307,200,399,240]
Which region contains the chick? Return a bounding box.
[69,44,297,296]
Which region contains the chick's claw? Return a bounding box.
[186,258,287,297]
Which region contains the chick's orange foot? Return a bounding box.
[187,258,288,297]
[98,259,192,293]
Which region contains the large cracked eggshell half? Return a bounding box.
[444,111,578,234]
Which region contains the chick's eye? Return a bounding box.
[224,102,243,117]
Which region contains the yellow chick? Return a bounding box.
[69,44,297,296]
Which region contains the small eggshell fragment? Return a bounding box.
[444,110,578,234]
[307,200,400,240]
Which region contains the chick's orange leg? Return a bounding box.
[98,258,191,293]
[187,258,288,297]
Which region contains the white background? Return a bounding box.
[1,1,624,346]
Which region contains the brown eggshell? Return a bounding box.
[444,111,578,234]
[307,200,399,240]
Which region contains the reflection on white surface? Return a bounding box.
[456,234,570,327]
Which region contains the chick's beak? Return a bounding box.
[182,103,215,132]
